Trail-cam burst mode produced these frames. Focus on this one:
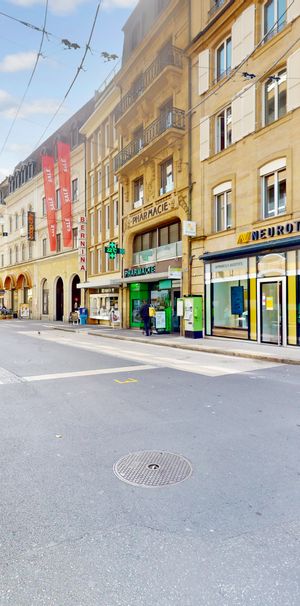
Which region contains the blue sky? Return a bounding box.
[0,0,138,180]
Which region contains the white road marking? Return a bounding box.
[0,367,24,384]
[23,365,155,383]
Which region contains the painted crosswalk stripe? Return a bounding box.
[22,365,156,383]
[0,367,24,384]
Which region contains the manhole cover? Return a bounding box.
[113,451,192,487]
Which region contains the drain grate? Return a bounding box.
[113,450,192,487]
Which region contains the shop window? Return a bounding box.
[261,164,286,218]
[42,279,49,315]
[72,178,78,203]
[212,280,249,335]
[216,36,231,81]
[215,188,232,232]
[159,226,169,246]
[133,177,144,208]
[56,233,61,253]
[216,106,232,152]
[160,157,173,195]
[133,222,180,254]
[169,222,181,243]
[263,0,286,41]
[264,69,287,125]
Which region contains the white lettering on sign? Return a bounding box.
[78,216,87,271]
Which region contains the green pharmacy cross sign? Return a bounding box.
[105,242,125,260]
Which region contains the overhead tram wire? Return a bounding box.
[33,1,103,151]
[0,0,49,158]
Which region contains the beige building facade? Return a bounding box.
[190,0,300,345]
[0,101,93,321]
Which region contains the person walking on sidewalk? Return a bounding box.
[140,300,151,336]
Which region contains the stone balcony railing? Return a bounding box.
[114,108,185,172]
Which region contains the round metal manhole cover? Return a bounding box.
[113,450,192,487]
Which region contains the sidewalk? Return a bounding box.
[83,327,300,366]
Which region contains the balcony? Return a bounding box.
[115,45,183,124]
[208,0,230,19]
[114,108,185,172]
[133,241,182,266]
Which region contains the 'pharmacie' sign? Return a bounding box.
[124,266,156,279]
[128,198,176,227]
[237,220,300,245]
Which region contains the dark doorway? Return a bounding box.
[71,275,80,312]
[56,277,64,321]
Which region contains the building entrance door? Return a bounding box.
[56,277,64,321]
[258,278,286,346]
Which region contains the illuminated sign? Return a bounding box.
[124,266,156,279]
[27,211,35,241]
[237,220,300,245]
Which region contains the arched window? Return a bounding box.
[15,246,19,264]
[21,243,26,261]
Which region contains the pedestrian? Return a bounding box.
[140,300,151,336]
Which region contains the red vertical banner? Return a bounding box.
[57,141,72,248]
[42,155,57,252]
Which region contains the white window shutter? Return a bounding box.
[232,5,255,68]
[199,117,210,161]
[242,85,256,137]
[232,85,255,142]
[232,95,243,143]
[198,50,210,95]
[287,49,300,112]
[287,0,300,22]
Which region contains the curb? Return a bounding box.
[87,331,300,366]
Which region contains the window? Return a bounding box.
[15,214,19,230]
[21,243,26,261]
[42,238,47,257]
[160,158,173,195]
[264,69,287,125]
[72,178,78,203]
[90,250,95,274]
[97,207,102,236]
[216,36,231,81]
[71,127,78,148]
[97,248,102,273]
[9,216,12,233]
[105,249,110,272]
[15,246,19,263]
[56,233,61,253]
[72,227,78,249]
[90,213,94,241]
[97,170,102,198]
[105,205,110,232]
[9,248,12,265]
[1,254,4,268]
[133,177,144,208]
[215,189,232,232]
[105,163,110,193]
[90,174,95,206]
[264,0,286,40]
[114,199,119,227]
[97,130,102,157]
[56,189,61,210]
[133,125,144,152]
[133,222,181,253]
[105,122,110,150]
[28,242,32,259]
[216,106,232,152]
[42,197,46,217]
[42,279,49,315]
[262,167,286,218]
[113,173,118,192]
[21,209,25,227]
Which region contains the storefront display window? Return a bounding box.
[212,280,248,336]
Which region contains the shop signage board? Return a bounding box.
[237,219,300,245]
[155,311,166,330]
[168,267,182,279]
[78,216,87,272]
[27,211,35,241]
[124,266,156,279]
[183,221,196,237]
[128,197,177,227]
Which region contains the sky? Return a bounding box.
[0,0,139,181]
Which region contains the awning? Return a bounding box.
[122,271,170,284]
[77,278,122,289]
[201,236,300,262]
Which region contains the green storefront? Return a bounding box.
[129,279,180,333]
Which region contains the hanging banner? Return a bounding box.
[57,141,72,248]
[27,211,35,241]
[42,155,57,252]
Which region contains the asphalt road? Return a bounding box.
[0,320,300,606]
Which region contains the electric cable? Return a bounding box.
[0,0,49,158]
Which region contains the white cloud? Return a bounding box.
[0,90,65,120]
[103,0,138,8]
[0,51,37,73]
[0,90,15,112]
[8,0,90,15]
[0,167,11,181]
